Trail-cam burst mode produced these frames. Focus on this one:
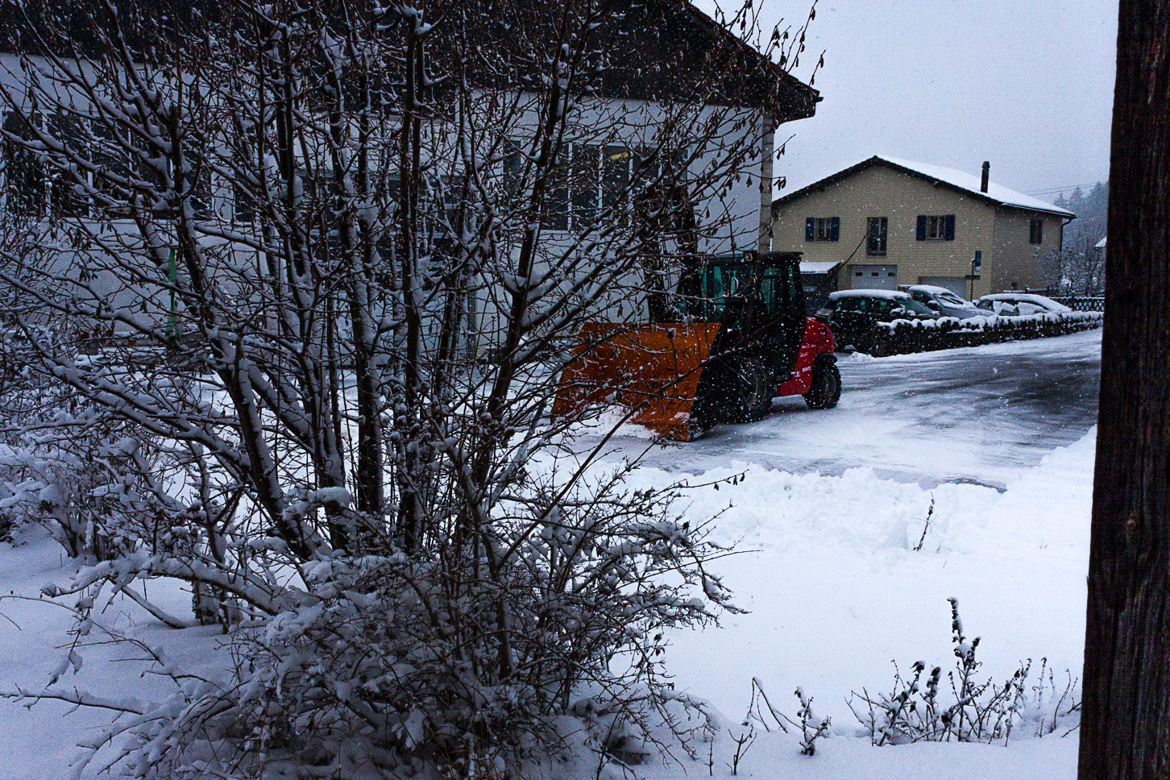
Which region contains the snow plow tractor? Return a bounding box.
[552,251,841,441]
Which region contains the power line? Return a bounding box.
[1025,182,1105,197]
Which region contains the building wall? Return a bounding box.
[1,57,773,335]
[771,164,1049,300]
[989,209,1064,292]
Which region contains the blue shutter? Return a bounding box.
[805,217,815,241]
[916,215,927,241]
[829,217,840,241]
[944,214,956,240]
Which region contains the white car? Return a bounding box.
[975,293,1072,316]
[905,285,984,319]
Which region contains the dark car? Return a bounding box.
[816,290,937,354]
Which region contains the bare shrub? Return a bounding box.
[848,598,1080,746]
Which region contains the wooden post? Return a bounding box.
[1079,1,1170,776]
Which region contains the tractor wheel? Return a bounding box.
[735,358,773,422]
[804,357,841,410]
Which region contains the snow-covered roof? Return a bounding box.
[978,293,1071,312]
[829,289,910,300]
[873,156,1074,217]
[800,261,842,274]
[907,284,960,296]
[774,155,1075,219]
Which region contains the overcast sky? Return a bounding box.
[700,0,1119,204]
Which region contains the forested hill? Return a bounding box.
[1055,182,1108,249]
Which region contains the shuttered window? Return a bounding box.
[804,216,839,241]
[917,214,955,241]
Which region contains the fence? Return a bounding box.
[1021,288,1106,312]
[1049,295,1105,312]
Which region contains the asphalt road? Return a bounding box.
[594,328,1103,489]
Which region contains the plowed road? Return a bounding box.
[590,328,1102,490]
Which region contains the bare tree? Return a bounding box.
[0,0,818,774]
[1079,0,1170,776]
[1040,233,1105,295]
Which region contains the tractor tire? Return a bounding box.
[735,358,773,422]
[804,357,841,410]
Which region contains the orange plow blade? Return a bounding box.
[551,321,722,441]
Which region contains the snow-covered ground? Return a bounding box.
[606,330,1100,777]
[0,330,1100,778]
[633,427,1093,777]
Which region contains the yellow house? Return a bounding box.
[771,156,1075,303]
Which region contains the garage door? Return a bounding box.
[918,276,967,298]
[849,264,898,290]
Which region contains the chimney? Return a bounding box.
[980,161,990,193]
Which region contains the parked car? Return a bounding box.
[905,285,985,319]
[817,290,937,354]
[975,293,1072,316]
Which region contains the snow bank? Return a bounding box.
[629,428,1096,778]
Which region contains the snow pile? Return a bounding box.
[628,428,1097,778]
[872,310,1103,356]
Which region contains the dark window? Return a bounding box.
[233,153,257,224]
[570,144,599,231]
[543,149,570,231]
[917,214,955,240]
[189,164,214,219]
[47,114,89,218]
[90,121,132,217]
[601,144,630,214]
[2,112,45,217]
[503,141,524,198]
[805,216,840,242]
[1029,218,1044,244]
[867,217,888,256]
[761,263,801,315]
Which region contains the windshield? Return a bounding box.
[678,259,800,322]
[896,299,936,317]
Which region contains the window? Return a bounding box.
[2,112,45,217]
[916,214,955,241]
[188,164,215,220]
[503,141,524,197]
[45,118,89,216]
[541,145,582,232]
[535,142,688,233]
[601,145,630,213]
[804,216,840,242]
[866,217,888,256]
[570,144,600,231]
[2,110,138,220]
[233,182,255,223]
[1029,218,1044,244]
[760,263,801,315]
[90,121,132,216]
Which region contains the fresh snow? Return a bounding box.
[829,289,911,300]
[0,331,1100,778]
[873,155,1075,217]
[634,426,1095,777]
[800,261,842,274]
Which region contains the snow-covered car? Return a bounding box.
[817,289,937,353]
[905,285,984,319]
[975,293,1072,317]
